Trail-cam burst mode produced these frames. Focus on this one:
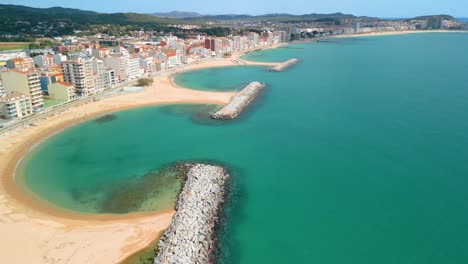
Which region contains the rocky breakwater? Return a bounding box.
[270,58,299,72]
[211,81,265,120]
[154,164,229,264]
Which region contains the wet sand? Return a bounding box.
[3,30,461,261]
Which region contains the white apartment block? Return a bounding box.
[102,70,117,89]
[91,58,106,92]
[61,59,96,97]
[0,80,4,96]
[1,70,44,112]
[33,54,55,68]
[92,58,116,90]
[166,36,178,45]
[0,92,33,119]
[139,57,156,75]
[92,48,110,59]
[104,55,128,83]
[126,56,141,81]
[53,54,67,66]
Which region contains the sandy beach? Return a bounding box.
[0,49,280,264]
[0,29,463,262]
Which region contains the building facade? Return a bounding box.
[61,59,95,96]
[0,91,33,119]
[1,70,44,112]
[48,82,77,102]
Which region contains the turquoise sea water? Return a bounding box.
[19,33,468,263]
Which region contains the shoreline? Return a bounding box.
[334,29,467,38]
[0,43,282,263]
[3,49,281,219]
[1,30,462,262]
[288,29,467,44]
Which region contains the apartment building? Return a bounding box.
[127,55,141,81]
[139,56,156,75]
[104,55,127,83]
[61,59,95,96]
[1,69,44,112]
[0,80,4,96]
[0,91,33,119]
[6,57,35,71]
[33,54,55,68]
[48,82,77,102]
[53,53,67,66]
[92,58,116,91]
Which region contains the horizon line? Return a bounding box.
[1,3,466,18]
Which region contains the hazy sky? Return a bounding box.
[1,0,466,17]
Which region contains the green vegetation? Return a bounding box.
[405,15,456,29]
[43,99,65,108]
[0,42,29,51]
[137,78,154,87]
[411,15,456,21]
[193,27,231,36]
[120,230,165,264]
[0,4,189,39]
[184,12,367,23]
[28,40,55,49]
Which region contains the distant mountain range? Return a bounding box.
[0,4,185,39]
[0,4,182,25]
[149,11,204,19]
[0,4,462,41]
[148,11,371,22]
[1,4,98,16]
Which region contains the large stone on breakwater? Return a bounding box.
[154,164,229,264]
[211,81,265,120]
[270,58,299,72]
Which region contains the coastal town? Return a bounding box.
[0,2,468,263]
[0,12,466,130]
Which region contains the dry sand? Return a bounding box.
[2,30,462,261]
[0,52,280,263]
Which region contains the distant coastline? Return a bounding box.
[289,29,467,44]
[0,30,464,263]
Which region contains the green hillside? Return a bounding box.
[0,4,186,40]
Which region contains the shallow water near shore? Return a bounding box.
[19,33,468,263]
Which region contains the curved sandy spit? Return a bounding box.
[0,53,280,264]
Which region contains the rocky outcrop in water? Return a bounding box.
[211,82,265,120]
[154,164,229,264]
[270,58,299,72]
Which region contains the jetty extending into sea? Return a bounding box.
[211,81,265,120]
[154,164,229,264]
[270,58,299,72]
